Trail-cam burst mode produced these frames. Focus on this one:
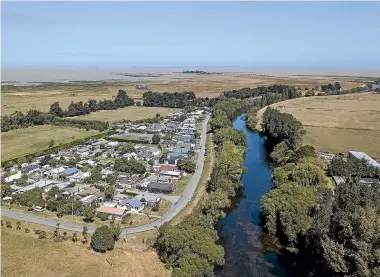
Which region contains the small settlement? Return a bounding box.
[2,109,207,221]
[316,150,380,186]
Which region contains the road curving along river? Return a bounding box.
[216,114,297,277]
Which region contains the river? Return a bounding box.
[216,114,295,277]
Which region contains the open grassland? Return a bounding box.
[74,106,178,122]
[1,125,98,161]
[1,73,364,114]
[258,93,380,159]
[1,229,169,277]
[303,126,380,160]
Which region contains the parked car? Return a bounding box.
[34,206,44,212]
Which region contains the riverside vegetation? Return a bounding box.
[155,99,247,277]
[259,108,380,276]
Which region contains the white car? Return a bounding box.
[34,206,44,212]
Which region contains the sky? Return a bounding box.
[1,1,380,68]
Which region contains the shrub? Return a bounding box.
[38,231,47,239]
[91,225,115,252]
[100,212,109,221]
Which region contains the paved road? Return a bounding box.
[2,114,211,235]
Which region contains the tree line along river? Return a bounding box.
[216,114,296,277]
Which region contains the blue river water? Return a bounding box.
[216,114,295,277]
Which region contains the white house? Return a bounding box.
[4,171,22,183]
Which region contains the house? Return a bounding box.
[146,146,161,156]
[68,171,90,183]
[174,141,191,154]
[96,206,127,220]
[333,176,345,186]
[167,152,187,159]
[160,170,181,179]
[4,171,22,183]
[22,164,40,174]
[348,151,380,169]
[61,167,79,177]
[140,153,154,161]
[160,165,177,171]
[106,141,119,148]
[128,197,145,212]
[45,167,66,177]
[360,178,380,185]
[76,147,90,156]
[148,182,175,193]
[176,134,192,143]
[137,194,160,208]
[122,152,138,160]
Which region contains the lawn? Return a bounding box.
[1,228,169,277]
[144,199,171,216]
[1,125,99,161]
[73,106,178,122]
[257,93,380,159]
[173,174,192,195]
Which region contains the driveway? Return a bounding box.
[2,114,211,235]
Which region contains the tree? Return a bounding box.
[49,139,55,148]
[260,182,318,246]
[49,102,64,117]
[305,91,315,97]
[16,221,21,231]
[100,212,109,221]
[155,113,161,119]
[334,82,341,91]
[152,134,160,144]
[91,225,115,252]
[109,222,122,241]
[83,205,95,222]
[177,158,196,173]
[72,232,78,242]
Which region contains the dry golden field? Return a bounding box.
[1,229,169,277]
[1,73,364,114]
[1,125,99,161]
[74,106,178,122]
[258,93,380,160]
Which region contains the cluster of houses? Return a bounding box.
[316,150,380,186]
[2,109,207,220]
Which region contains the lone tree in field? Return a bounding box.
[91,225,115,252]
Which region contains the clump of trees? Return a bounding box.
[1,110,55,132]
[320,82,341,92]
[142,91,197,108]
[245,108,259,130]
[261,107,305,149]
[177,158,196,173]
[327,155,380,179]
[114,158,146,174]
[260,108,380,276]
[50,90,134,118]
[1,90,133,132]
[53,118,109,131]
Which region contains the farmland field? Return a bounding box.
[73,106,178,122]
[258,92,380,160]
[1,72,365,114]
[1,125,99,161]
[1,230,169,277]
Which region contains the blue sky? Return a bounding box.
[2,1,380,68]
